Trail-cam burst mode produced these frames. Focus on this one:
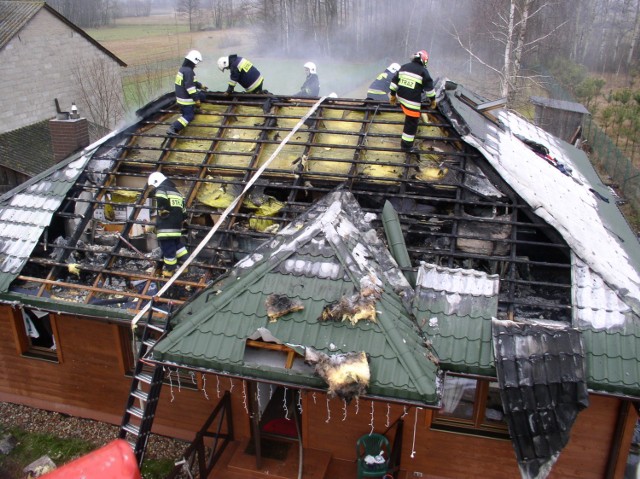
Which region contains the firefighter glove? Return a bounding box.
[144,225,156,234]
[195,100,201,108]
[389,94,397,106]
[429,98,437,109]
[201,85,208,91]
[159,209,170,217]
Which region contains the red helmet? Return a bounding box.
[414,50,429,66]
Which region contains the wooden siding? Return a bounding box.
[0,303,631,477]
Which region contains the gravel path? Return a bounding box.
[0,401,189,462]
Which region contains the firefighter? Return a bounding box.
[366,62,401,101]
[167,50,207,137]
[294,62,320,97]
[389,50,436,152]
[147,172,188,277]
[217,54,266,94]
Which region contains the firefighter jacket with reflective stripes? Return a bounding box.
[367,68,394,101]
[174,59,203,106]
[389,60,435,114]
[295,73,320,97]
[226,55,264,93]
[153,179,186,238]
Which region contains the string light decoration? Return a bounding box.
[201,374,209,400]
[242,381,249,414]
[229,378,235,392]
[297,390,303,415]
[385,403,391,428]
[410,408,422,458]
[216,376,221,399]
[256,382,262,416]
[165,367,175,402]
[325,396,331,423]
[369,401,375,434]
[189,371,196,385]
[283,387,290,419]
[312,392,317,404]
[342,399,348,421]
[355,397,360,415]
[269,384,273,400]
[175,368,182,392]
[401,406,409,418]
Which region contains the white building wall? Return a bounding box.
[0,9,124,134]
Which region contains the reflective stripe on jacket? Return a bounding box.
[153,179,186,238]
[174,62,203,106]
[227,55,264,92]
[389,60,435,113]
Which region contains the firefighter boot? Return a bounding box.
[166,126,180,137]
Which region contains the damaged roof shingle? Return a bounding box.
[152,190,442,405]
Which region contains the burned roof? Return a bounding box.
[492,318,589,479]
[151,189,441,405]
[0,79,637,399]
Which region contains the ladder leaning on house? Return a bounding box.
[118,299,172,466]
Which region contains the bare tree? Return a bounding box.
[70,56,125,129]
[176,0,200,32]
[450,0,565,104]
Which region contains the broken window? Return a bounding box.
[431,376,508,438]
[12,308,59,362]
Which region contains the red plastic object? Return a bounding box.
[41,439,141,479]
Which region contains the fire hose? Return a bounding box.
[131,92,338,330]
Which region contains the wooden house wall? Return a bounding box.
[0,303,632,478]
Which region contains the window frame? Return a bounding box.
[11,307,62,363]
[430,375,509,439]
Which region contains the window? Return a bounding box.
[12,308,61,362]
[431,375,508,438]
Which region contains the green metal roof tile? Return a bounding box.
[414,263,498,374]
[154,190,441,405]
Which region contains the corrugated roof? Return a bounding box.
[0,150,91,291]
[441,80,640,396]
[492,318,589,479]
[0,120,55,177]
[413,263,499,375]
[0,1,126,66]
[153,190,442,406]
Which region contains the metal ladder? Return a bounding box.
[119,299,171,466]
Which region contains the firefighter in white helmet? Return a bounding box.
[217,54,266,94]
[167,50,207,137]
[147,172,189,277]
[294,61,320,97]
[389,50,436,152]
[366,62,401,102]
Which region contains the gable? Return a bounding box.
[152,191,442,405]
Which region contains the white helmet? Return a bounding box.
[388,63,401,74]
[217,56,229,71]
[304,61,316,75]
[185,50,202,65]
[148,172,166,188]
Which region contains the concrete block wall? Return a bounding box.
[0,8,124,134]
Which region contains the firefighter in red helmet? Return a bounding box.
[389,50,436,152]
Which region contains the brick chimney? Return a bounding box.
[49,102,90,162]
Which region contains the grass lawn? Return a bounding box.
[0,426,174,479]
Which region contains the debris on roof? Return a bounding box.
[304,347,370,403]
[492,318,589,479]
